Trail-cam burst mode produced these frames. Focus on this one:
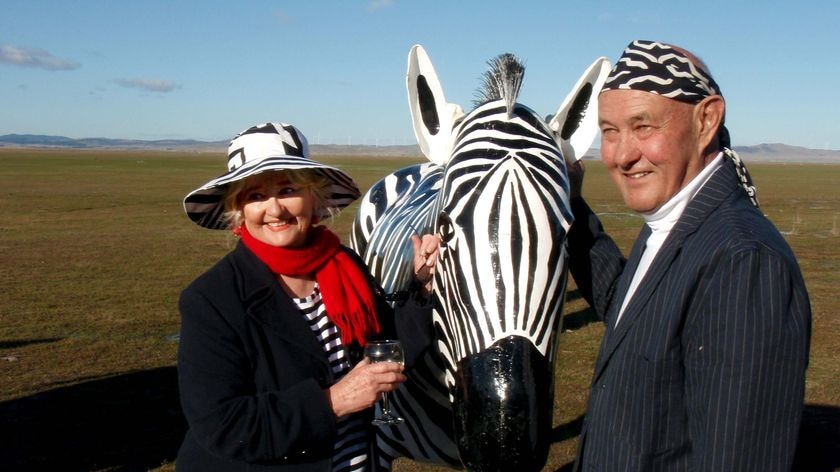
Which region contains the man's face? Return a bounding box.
[598,89,705,214]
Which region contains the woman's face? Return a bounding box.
[239,172,316,248]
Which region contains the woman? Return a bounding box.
[177,122,437,472]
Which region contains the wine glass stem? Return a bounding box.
[380,393,391,416]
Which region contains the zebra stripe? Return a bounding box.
[352,45,607,471]
[434,101,571,374]
[352,92,572,471]
[351,164,462,468]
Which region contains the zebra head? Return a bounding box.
[409,45,609,471]
[351,45,609,471]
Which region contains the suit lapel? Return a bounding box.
[593,160,739,380]
[606,224,651,327]
[231,243,330,368]
[592,224,649,376]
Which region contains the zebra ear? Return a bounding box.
[407,44,464,166]
[548,57,612,162]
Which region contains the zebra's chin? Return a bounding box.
[452,335,554,472]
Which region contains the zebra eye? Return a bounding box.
[437,213,454,244]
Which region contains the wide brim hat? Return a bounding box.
[184,122,361,229]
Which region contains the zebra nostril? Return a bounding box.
[437,213,454,243]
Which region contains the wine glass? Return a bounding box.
[364,339,405,425]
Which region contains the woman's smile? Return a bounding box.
[240,172,316,248]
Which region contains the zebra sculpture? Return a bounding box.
[351,45,610,471]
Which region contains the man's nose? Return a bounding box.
[613,133,639,169]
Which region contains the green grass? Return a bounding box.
[1,148,837,471]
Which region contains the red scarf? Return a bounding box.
[238,225,380,346]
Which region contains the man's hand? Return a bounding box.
[567,158,585,199]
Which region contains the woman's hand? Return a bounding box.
[325,359,405,418]
[410,234,441,295]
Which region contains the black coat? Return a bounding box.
[568,158,811,471]
[176,242,433,472]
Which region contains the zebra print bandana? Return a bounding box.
[603,40,759,208]
[602,40,720,102]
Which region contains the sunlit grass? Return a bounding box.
[1,148,837,470]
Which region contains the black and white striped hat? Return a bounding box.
[183,122,361,229]
[601,40,721,103]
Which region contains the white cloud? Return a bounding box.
[368,0,394,11]
[0,44,80,71]
[275,9,291,23]
[114,78,181,93]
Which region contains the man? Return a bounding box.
[567,40,811,471]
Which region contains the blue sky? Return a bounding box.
[2,0,838,149]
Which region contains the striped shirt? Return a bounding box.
[294,284,369,472]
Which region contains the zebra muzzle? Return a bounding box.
[452,335,554,472]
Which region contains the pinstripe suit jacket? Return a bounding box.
[568,159,811,471]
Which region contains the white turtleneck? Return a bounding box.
[614,153,724,326]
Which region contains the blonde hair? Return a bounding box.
[221,169,336,229]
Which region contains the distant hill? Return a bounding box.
[582,143,840,164]
[730,143,840,164]
[0,133,422,157]
[1,133,838,163]
[0,133,227,152]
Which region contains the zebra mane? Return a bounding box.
[474,53,524,116]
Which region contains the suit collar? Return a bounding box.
[594,159,740,379]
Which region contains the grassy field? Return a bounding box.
[0,148,837,471]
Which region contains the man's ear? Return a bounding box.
[696,95,725,150]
